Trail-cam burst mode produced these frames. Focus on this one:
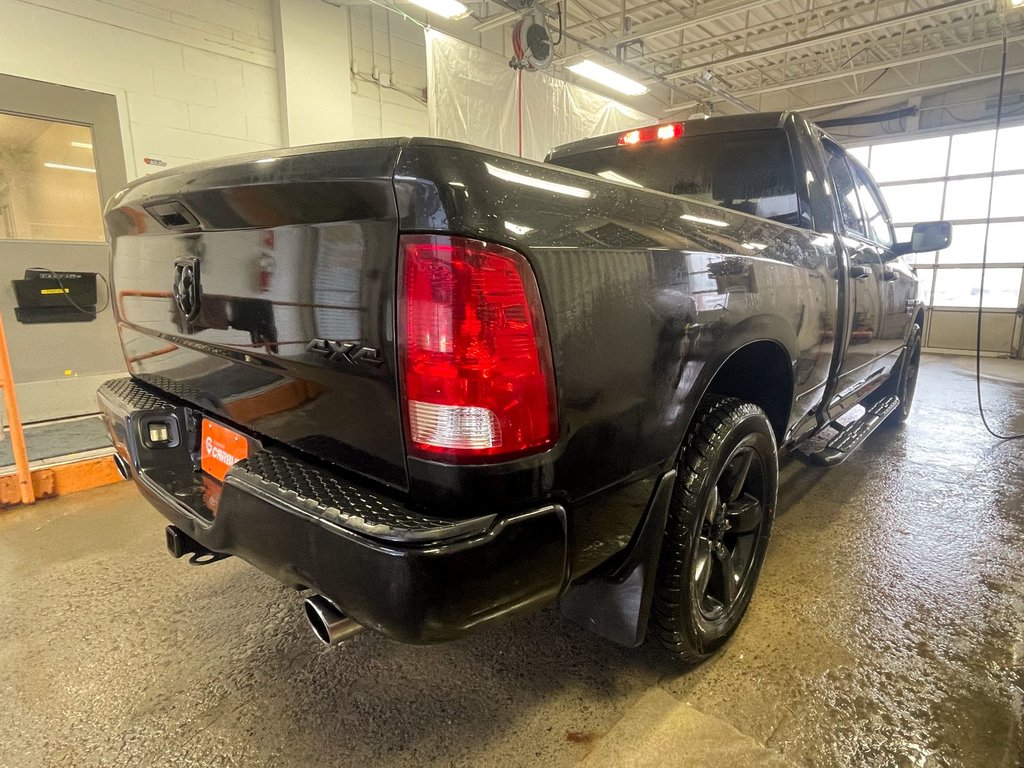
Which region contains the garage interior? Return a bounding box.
[0,0,1022,766]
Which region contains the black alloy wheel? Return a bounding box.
[649,396,778,665]
[693,443,767,623]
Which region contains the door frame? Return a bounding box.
[0,73,129,206]
[0,74,130,421]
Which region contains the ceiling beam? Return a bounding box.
[584,0,778,52]
[643,0,905,61]
[797,66,1024,114]
[662,31,1024,112]
[663,0,990,81]
[723,20,1015,95]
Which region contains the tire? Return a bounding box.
[881,323,922,427]
[649,396,778,665]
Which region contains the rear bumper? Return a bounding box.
[98,377,568,643]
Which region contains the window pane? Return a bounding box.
[995,125,1024,171]
[825,144,864,235]
[942,178,991,220]
[869,136,949,182]
[939,223,989,264]
[851,165,893,246]
[942,221,1024,264]
[954,126,1024,174]
[916,268,934,305]
[989,174,1024,218]
[847,145,870,166]
[0,112,105,241]
[983,221,1024,264]
[948,129,996,176]
[879,181,945,224]
[932,267,1023,308]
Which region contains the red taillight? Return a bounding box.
[618,123,684,146]
[399,235,557,462]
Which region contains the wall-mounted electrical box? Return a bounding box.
[12,270,99,323]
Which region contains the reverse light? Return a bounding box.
[148,423,170,443]
[400,235,557,462]
[618,123,684,146]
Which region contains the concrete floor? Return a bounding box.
[1,355,1022,768]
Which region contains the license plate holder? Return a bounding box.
[201,419,249,482]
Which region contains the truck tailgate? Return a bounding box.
[104,140,409,490]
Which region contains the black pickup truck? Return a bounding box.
[99,111,951,663]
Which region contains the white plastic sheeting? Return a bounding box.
[425,29,653,160]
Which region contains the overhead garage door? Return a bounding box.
[848,127,1024,358]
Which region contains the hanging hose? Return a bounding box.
[975,19,1024,441]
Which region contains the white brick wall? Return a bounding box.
[0,0,282,179]
[0,0,442,178]
[348,5,429,139]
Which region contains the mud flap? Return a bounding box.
[558,469,677,647]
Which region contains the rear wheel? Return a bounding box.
[883,323,922,427]
[649,396,778,665]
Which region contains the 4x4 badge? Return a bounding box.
[307,338,383,366]
[172,258,201,320]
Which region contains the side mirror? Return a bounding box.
[894,221,952,256]
[912,221,952,251]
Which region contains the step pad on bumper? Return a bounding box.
[98,376,566,642]
[99,377,493,546]
[102,377,174,412]
[230,449,495,544]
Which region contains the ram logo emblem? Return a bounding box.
[172,258,201,320]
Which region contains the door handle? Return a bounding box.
[849,264,872,279]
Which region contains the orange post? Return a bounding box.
[0,312,34,505]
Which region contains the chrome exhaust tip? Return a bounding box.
[112,453,130,480]
[303,595,363,646]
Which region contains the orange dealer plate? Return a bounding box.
[201,419,249,482]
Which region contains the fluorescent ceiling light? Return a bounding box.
[70,141,93,149]
[486,163,592,199]
[43,162,96,173]
[597,170,643,187]
[567,60,648,96]
[681,213,728,228]
[405,0,470,19]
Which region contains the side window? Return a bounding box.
[851,163,894,248]
[824,142,865,236]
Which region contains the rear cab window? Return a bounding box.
[549,129,805,229]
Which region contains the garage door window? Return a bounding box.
[852,122,1024,317]
[868,135,949,183]
[932,267,1023,309]
[877,181,945,223]
[0,112,105,242]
